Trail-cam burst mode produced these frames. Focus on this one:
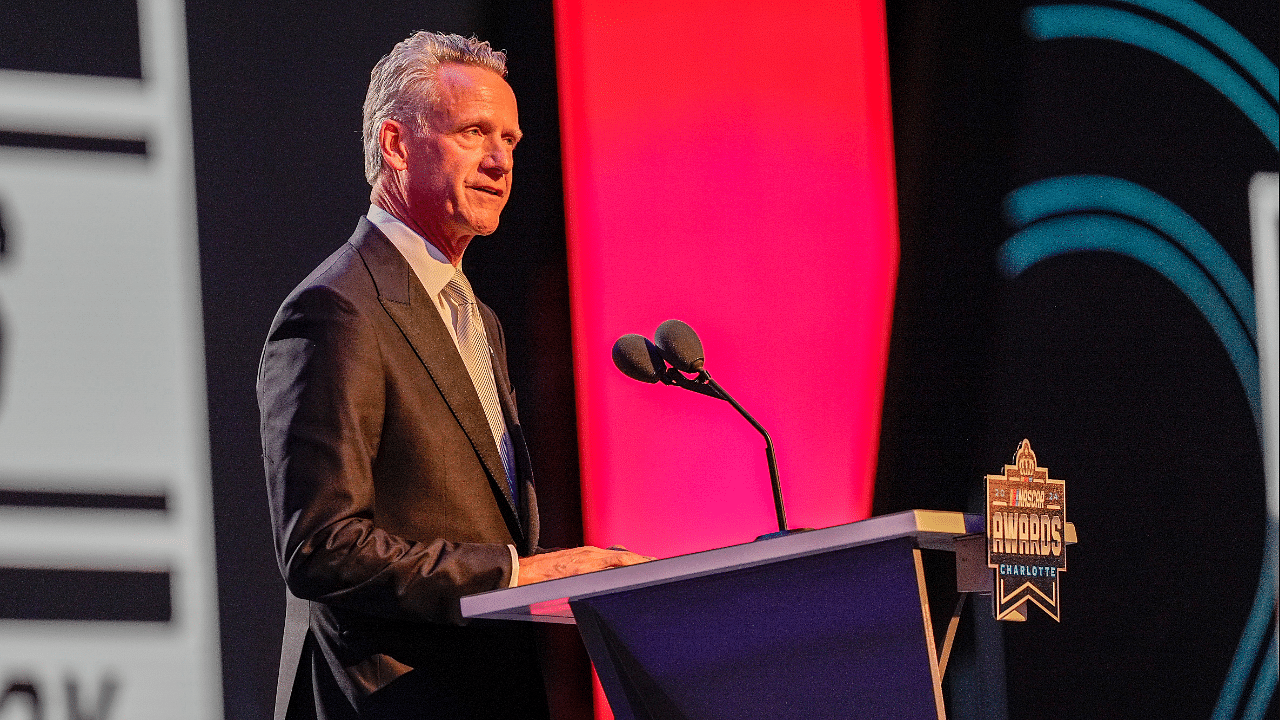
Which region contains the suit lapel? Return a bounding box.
[348,221,524,544]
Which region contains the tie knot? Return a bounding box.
[445,269,476,306]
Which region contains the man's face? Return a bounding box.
[403,63,521,239]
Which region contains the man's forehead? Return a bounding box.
[435,63,513,101]
[426,63,520,135]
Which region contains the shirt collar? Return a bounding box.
[366,204,457,298]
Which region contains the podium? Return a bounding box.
[463,510,1077,719]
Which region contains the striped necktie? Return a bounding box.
[443,269,518,505]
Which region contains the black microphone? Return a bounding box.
[611,320,794,537]
[654,319,704,372]
[611,334,666,383]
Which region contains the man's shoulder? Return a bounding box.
[295,241,365,297]
[282,219,401,305]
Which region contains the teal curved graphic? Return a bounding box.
[1001,177,1275,717]
[999,212,1260,428]
[1113,0,1278,102]
[1005,175,1257,342]
[1245,639,1278,718]
[1027,5,1278,148]
[1244,630,1278,719]
[1216,522,1277,720]
[1021,4,1277,715]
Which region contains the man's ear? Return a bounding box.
[378,119,410,172]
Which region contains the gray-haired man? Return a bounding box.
[260,32,648,719]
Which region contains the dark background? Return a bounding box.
[2,1,1275,718]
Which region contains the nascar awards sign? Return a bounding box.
[986,439,1067,621]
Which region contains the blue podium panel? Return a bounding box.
[462,512,1005,719]
[571,536,940,720]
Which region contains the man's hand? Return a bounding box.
[517,546,653,585]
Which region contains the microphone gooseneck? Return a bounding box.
[697,370,788,534]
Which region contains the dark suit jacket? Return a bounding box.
[258,219,547,720]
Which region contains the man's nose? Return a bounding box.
[482,139,513,175]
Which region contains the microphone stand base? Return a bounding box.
[754,528,814,542]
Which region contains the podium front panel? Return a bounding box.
[571,536,940,720]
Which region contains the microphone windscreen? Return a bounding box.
[654,319,704,372]
[612,334,666,383]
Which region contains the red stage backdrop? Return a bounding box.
[555,0,897,567]
[554,2,899,713]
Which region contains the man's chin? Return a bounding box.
[467,217,501,237]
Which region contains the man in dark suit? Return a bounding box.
[258,32,648,719]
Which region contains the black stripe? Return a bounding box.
[0,488,166,511]
[0,130,147,156]
[0,0,142,79]
[0,568,171,622]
